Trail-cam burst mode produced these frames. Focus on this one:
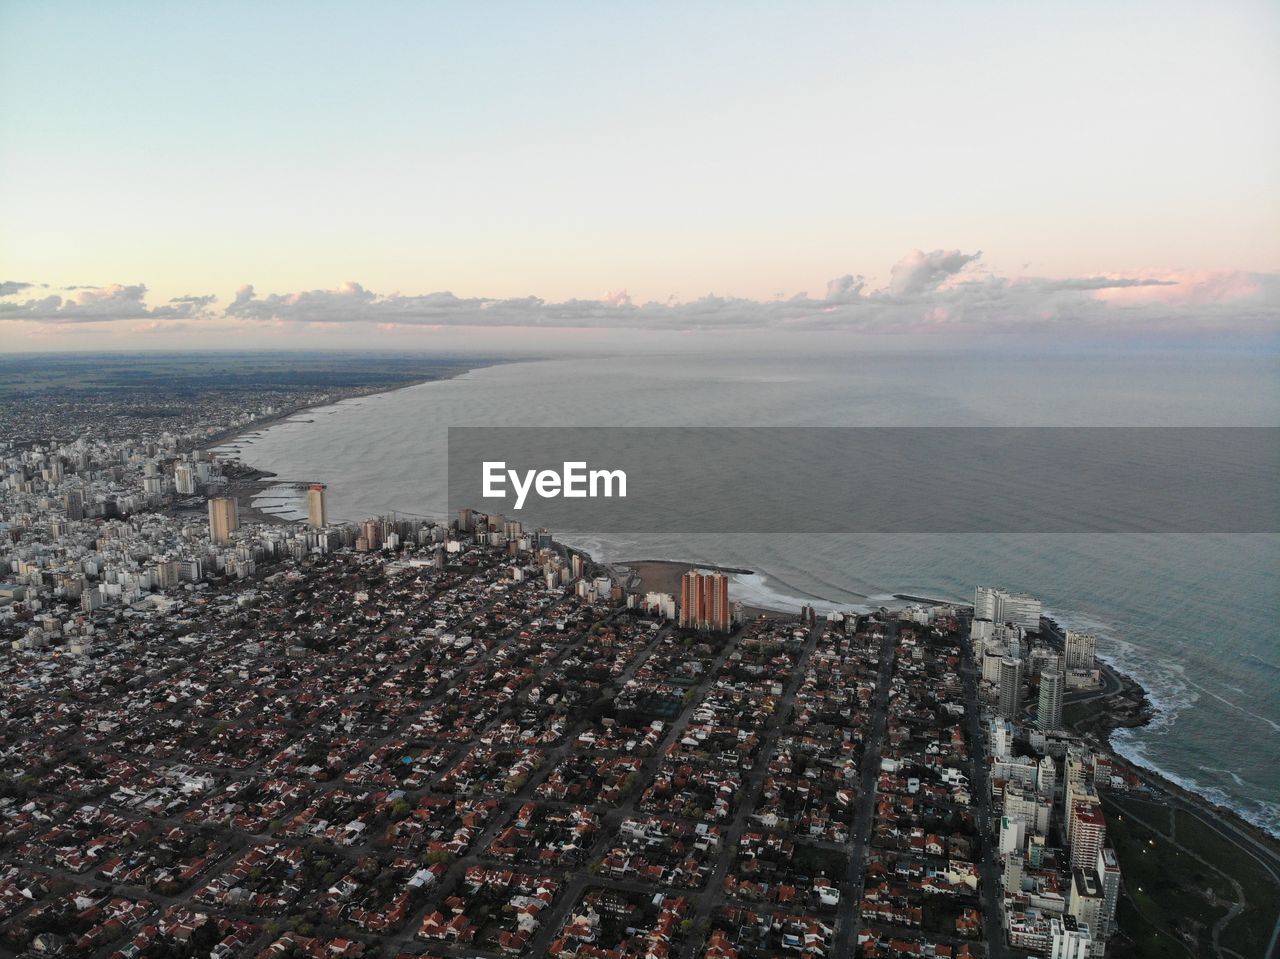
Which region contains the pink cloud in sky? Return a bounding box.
[1089,269,1263,305]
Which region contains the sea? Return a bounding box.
[214,350,1280,836]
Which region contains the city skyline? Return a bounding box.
[3,1,1279,350]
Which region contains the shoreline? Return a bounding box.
[205,375,1278,847]
[1050,633,1280,849]
[196,362,502,527]
[623,558,1279,846]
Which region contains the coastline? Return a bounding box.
[616,558,755,596]
[1043,615,1280,856]
[197,361,502,526]
[207,379,1280,847]
[615,558,799,621]
[624,558,1280,849]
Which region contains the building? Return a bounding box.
[1095,848,1121,939]
[998,814,1025,857]
[207,496,239,545]
[1064,746,1096,842]
[1049,916,1093,959]
[1038,668,1064,731]
[1003,851,1024,894]
[174,462,197,495]
[1069,804,1107,872]
[1069,868,1105,941]
[982,649,1006,685]
[359,518,383,551]
[998,657,1023,719]
[643,591,677,620]
[1003,781,1051,837]
[679,570,731,632]
[998,591,1042,631]
[307,484,327,528]
[1037,755,1057,799]
[1065,630,1097,671]
[975,585,998,621]
[63,489,84,521]
[975,586,1042,631]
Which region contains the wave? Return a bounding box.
[1197,765,1250,789]
[1181,676,1280,734]
[1243,652,1280,673]
[1046,605,1200,734]
[1114,733,1280,837]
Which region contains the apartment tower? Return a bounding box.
[308,484,327,528]
[207,496,239,545]
[679,570,731,632]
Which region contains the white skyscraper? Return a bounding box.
[1038,668,1064,731]
[1050,916,1093,959]
[997,591,1042,631]
[174,462,197,495]
[975,585,1042,631]
[1065,631,1098,671]
[975,585,998,621]
[1095,848,1121,939]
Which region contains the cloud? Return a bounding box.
[824,274,867,303]
[220,251,1277,336]
[888,249,982,296]
[168,294,218,309]
[6,252,1277,338]
[0,284,217,323]
[0,280,35,296]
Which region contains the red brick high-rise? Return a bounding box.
[679,570,731,632]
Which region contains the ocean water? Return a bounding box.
[216,351,1280,835]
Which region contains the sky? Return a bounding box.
[2,0,1278,351]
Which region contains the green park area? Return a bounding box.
[1103,793,1279,959]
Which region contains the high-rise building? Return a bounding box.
[1049,916,1093,959]
[1064,746,1096,840]
[1003,781,1051,837]
[64,489,84,521]
[975,585,998,621]
[1037,755,1057,799]
[975,586,1042,631]
[1065,631,1097,671]
[679,570,731,632]
[998,814,1026,857]
[307,484,327,528]
[1069,868,1105,942]
[1069,804,1107,872]
[1003,851,1024,894]
[1038,668,1064,731]
[1095,848,1121,939]
[174,462,197,495]
[998,591,1042,631]
[359,518,383,551]
[999,657,1023,719]
[207,496,239,545]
